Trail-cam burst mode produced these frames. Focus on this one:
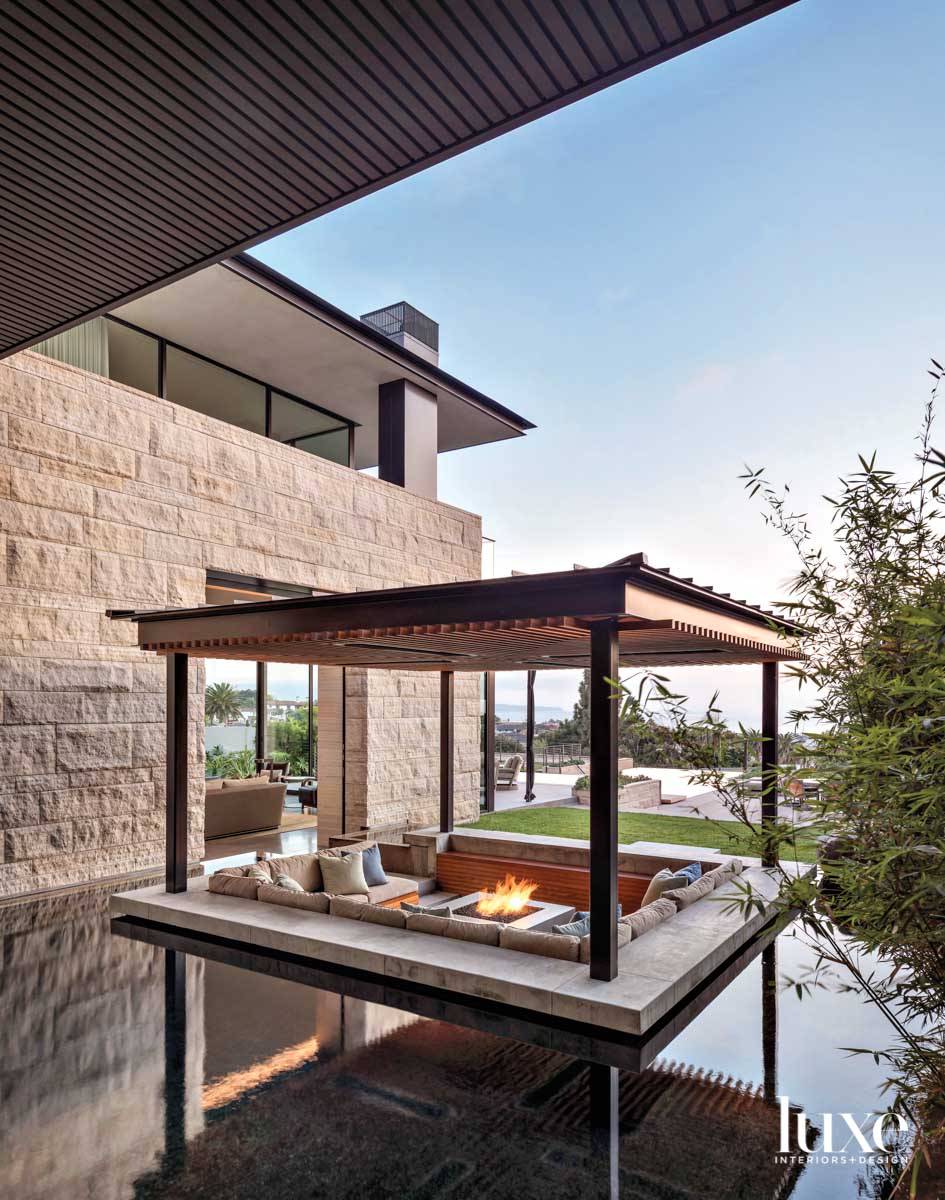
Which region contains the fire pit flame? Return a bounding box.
[475,874,539,917]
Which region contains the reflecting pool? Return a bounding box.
[0,881,906,1200]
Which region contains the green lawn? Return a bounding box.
[465,806,819,862]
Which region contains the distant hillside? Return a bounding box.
[495,703,570,722]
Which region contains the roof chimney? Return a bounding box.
[361,301,439,366]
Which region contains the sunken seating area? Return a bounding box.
[204,833,747,965]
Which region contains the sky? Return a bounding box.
[240,0,945,728]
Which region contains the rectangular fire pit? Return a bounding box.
[446,891,576,933]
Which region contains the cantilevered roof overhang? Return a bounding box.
[0,0,799,359]
[117,554,803,670]
[110,254,534,468]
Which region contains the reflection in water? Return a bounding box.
[0,883,904,1200]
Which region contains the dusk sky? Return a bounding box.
[251,0,943,727]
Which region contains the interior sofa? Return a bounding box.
[205,776,286,839]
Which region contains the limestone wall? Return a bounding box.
[0,351,481,897]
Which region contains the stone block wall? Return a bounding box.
[0,351,482,898]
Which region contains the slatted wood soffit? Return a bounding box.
[1,0,797,358]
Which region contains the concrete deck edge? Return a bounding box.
[110,860,809,1034]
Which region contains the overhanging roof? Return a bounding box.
[116,554,803,670]
[1,0,798,359]
[111,254,533,468]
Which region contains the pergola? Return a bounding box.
[115,552,802,982]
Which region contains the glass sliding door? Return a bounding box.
[165,345,266,435]
[265,662,316,776]
[204,661,258,778]
[270,391,350,465]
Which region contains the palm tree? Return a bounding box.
[205,682,244,726]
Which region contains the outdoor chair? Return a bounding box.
[496,754,523,789]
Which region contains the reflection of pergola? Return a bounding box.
[115,552,802,981]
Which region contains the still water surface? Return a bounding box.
[0,883,904,1199]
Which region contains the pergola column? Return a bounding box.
[525,668,536,802]
[166,652,189,894]
[483,671,496,812]
[440,669,454,832]
[588,619,619,981]
[761,660,779,867]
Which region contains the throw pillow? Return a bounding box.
[400,900,451,917]
[641,867,690,906]
[275,874,304,893]
[359,843,389,887]
[553,914,590,938]
[318,851,369,896]
[552,904,622,937]
[678,862,702,885]
[246,864,271,883]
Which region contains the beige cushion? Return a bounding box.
[366,876,418,905]
[663,872,717,910]
[205,778,224,792]
[360,903,407,929]
[319,851,369,896]
[208,869,260,900]
[329,895,370,920]
[405,912,450,936]
[257,883,329,913]
[640,867,690,906]
[221,776,266,789]
[445,917,499,946]
[620,896,676,939]
[500,926,580,961]
[704,858,745,888]
[577,923,632,964]
[267,852,322,892]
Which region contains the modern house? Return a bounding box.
[0,254,533,899]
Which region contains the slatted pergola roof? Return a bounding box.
[118,553,802,670]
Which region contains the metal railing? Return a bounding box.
[360,301,439,352]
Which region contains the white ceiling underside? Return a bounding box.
[112,264,523,469]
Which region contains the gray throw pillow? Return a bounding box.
[553,914,590,938]
[400,900,451,917]
[359,843,388,887]
[275,874,304,893]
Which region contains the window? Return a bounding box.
[107,321,159,395]
[165,345,266,435]
[270,391,350,466]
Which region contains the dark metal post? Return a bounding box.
[761,661,779,867]
[483,671,496,812]
[166,652,188,893]
[255,660,266,769]
[762,941,778,1104]
[163,949,187,1173]
[440,670,454,832]
[589,619,619,980]
[525,668,536,802]
[589,1062,620,1198]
